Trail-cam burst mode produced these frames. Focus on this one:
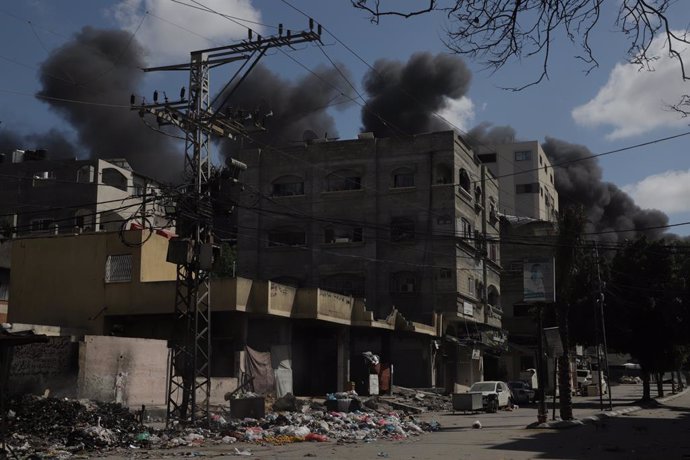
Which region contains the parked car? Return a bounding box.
[508,380,535,404]
[468,381,512,413]
[576,369,592,390]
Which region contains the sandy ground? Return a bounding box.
[101,383,689,460]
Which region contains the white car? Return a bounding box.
[468,381,512,412]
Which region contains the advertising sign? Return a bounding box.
[523,258,555,303]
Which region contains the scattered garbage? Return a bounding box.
[6,392,443,457]
[620,375,643,384]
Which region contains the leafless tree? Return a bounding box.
[352,0,690,91]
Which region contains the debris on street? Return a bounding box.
[5,393,442,457]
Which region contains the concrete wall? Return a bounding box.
[8,336,79,397]
[9,230,176,333]
[77,335,168,407]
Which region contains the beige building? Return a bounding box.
[8,229,440,396]
[477,141,558,222]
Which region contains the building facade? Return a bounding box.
[477,141,558,222]
[0,150,171,237]
[235,130,504,388]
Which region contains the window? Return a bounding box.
[102,168,128,192]
[272,175,304,196]
[392,272,417,293]
[74,209,94,231]
[30,218,54,233]
[391,218,415,242]
[392,168,415,188]
[488,241,498,261]
[439,268,453,280]
[77,165,95,184]
[268,228,306,247]
[539,156,543,165]
[487,285,500,307]
[324,225,363,244]
[458,168,471,194]
[515,151,531,161]
[435,164,452,184]
[474,185,482,203]
[326,171,361,192]
[516,183,539,194]
[467,276,474,294]
[105,254,132,283]
[133,178,146,197]
[550,174,554,184]
[478,153,497,163]
[459,218,472,239]
[32,171,56,187]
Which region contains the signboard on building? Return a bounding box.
[472,349,481,360]
[523,258,555,303]
[463,301,473,316]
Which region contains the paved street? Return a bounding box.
[110,383,689,459]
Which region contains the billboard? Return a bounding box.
[523,258,555,303]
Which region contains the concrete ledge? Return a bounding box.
[529,388,689,430]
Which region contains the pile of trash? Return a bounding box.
[619,375,643,384]
[6,395,144,456]
[4,393,441,456]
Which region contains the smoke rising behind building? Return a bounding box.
[360,52,472,136]
[219,63,354,157]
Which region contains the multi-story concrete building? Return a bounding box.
[236,130,504,387]
[476,140,561,382]
[477,141,558,222]
[0,150,171,236]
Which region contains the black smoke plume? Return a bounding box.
[219,63,353,156]
[0,129,74,160]
[542,137,668,243]
[37,27,180,181]
[360,52,471,137]
[466,123,517,147]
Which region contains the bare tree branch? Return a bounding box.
[352,0,690,94]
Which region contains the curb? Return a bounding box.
[530,388,688,430]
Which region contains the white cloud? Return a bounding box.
[439,96,475,132]
[572,33,690,140]
[112,0,264,64]
[623,169,690,213]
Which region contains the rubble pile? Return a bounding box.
[4,394,441,456]
[7,395,143,455]
[386,386,451,412]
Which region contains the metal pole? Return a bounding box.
[552,357,557,420]
[537,304,547,424]
[594,244,613,410]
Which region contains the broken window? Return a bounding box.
[102,168,128,192]
[458,168,471,194]
[105,254,133,283]
[77,165,95,184]
[324,225,363,244]
[272,175,305,196]
[326,170,361,192]
[391,272,417,293]
[268,228,306,247]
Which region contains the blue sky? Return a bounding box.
[2,0,690,232]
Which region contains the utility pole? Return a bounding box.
[133,22,322,426]
[594,244,613,410]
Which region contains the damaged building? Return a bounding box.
[235,130,504,390]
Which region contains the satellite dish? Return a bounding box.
[302,130,318,144]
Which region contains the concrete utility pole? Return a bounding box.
[133,22,322,426]
[594,244,613,410]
